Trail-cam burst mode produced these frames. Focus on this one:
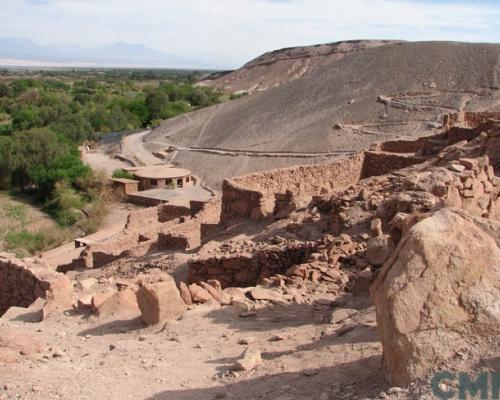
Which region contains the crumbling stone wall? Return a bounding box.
[443,111,500,129]
[157,204,191,222]
[221,150,427,222]
[0,253,72,315]
[361,152,424,178]
[188,240,316,288]
[76,199,221,269]
[125,203,192,230]
[125,207,159,230]
[221,154,366,221]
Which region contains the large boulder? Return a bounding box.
[371,208,500,385]
[136,280,187,325]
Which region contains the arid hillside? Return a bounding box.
[146,41,500,187]
[200,40,399,93]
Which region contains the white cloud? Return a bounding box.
[1,0,500,68]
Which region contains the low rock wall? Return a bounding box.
[76,200,221,269]
[361,152,425,178]
[0,253,72,315]
[188,241,316,288]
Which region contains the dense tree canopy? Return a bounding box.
[0,68,222,227]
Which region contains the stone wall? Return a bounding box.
[157,204,192,222]
[0,253,72,316]
[188,240,316,288]
[361,152,425,178]
[76,199,221,269]
[443,111,500,129]
[221,150,428,222]
[221,154,366,221]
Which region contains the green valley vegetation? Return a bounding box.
[0,68,221,254]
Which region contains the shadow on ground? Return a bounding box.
[78,316,143,336]
[145,355,385,400]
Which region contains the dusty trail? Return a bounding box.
[121,130,162,166]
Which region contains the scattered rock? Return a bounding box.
[448,163,466,172]
[178,281,192,305]
[75,278,98,292]
[366,235,395,267]
[249,287,283,302]
[188,283,213,304]
[232,347,262,371]
[330,308,358,324]
[370,218,383,237]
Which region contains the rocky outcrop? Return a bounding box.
[371,208,500,385]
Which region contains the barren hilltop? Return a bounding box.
[147,41,500,186]
[200,40,399,93]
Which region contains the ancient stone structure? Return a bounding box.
[74,199,221,269]
[220,151,428,222]
[188,240,317,288]
[0,253,72,316]
[221,155,366,221]
[443,111,500,130]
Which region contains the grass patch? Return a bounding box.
[112,169,135,180]
[4,227,69,257]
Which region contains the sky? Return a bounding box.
[1,0,500,69]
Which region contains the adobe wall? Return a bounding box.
[221,154,366,221]
[0,253,72,315]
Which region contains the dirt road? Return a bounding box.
[122,130,163,166]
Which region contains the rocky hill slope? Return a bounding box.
[200,40,398,93]
[147,41,500,188]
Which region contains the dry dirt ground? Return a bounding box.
[0,275,396,400]
[82,152,130,178]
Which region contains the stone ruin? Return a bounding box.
[0,253,72,316]
[64,200,220,270]
[1,111,500,389]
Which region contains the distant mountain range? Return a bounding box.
[0,37,210,69]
